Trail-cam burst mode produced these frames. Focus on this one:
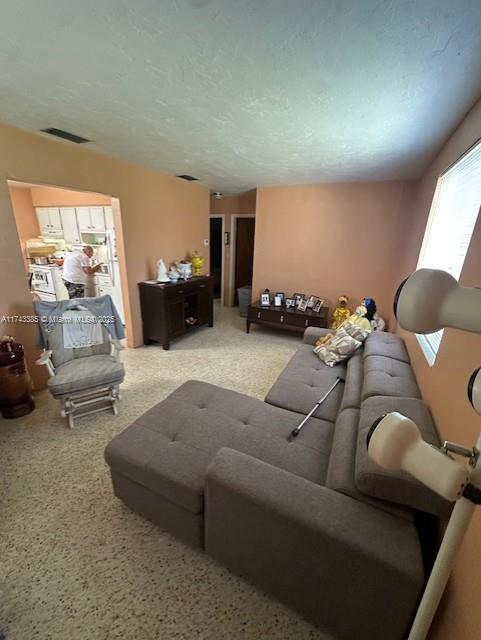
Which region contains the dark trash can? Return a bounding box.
[238,286,252,318]
[0,336,35,418]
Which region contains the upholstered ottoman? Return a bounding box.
[104,380,335,548]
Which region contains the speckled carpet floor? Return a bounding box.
[1,304,333,640]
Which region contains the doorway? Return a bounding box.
[7,180,131,343]
[209,216,223,300]
[232,216,256,305]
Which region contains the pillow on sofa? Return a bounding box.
[314,322,369,368]
[314,327,362,367]
[355,396,450,516]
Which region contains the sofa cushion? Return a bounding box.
[105,380,334,515]
[363,331,410,363]
[362,356,421,401]
[48,354,124,397]
[355,396,449,515]
[339,349,363,411]
[265,344,346,421]
[326,408,413,520]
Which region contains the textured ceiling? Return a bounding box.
[1,1,481,193]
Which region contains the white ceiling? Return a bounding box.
[1,1,481,193]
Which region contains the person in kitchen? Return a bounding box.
[62,245,103,298]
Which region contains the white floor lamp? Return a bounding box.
[367,269,481,640]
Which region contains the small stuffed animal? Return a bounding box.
[362,297,386,331]
[331,295,351,330]
[348,305,372,332]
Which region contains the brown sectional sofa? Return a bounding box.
[105,329,445,640]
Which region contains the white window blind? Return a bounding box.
[417,139,481,364]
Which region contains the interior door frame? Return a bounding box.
[209,214,225,306]
[229,214,255,306]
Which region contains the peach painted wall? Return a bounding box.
[8,186,40,268]
[252,181,415,326]
[210,190,256,304]
[0,122,209,387]
[30,185,111,207]
[393,97,481,640]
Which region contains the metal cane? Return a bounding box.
[291,376,345,437]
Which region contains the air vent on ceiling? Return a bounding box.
[176,174,198,181]
[41,128,90,144]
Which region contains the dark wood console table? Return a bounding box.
[246,300,329,334]
[139,276,213,350]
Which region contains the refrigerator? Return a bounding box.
[81,230,125,324]
[106,229,125,324]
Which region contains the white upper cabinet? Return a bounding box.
[76,206,106,232]
[76,207,91,232]
[104,206,114,230]
[48,207,62,230]
[36,208,50,234]
[36,207,63,236]
[89,207,106,232]
[59,207,81,244]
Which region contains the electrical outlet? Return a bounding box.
[203,239,209,246]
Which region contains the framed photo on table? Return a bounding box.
[297,297,308,312]
[313,299,325,313]
[260,292,270,306]
[285,298,296,309]
[274,292,284,307]
[307,295,319,309]
[293,293,305,307]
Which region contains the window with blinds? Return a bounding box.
[416,138,481,364]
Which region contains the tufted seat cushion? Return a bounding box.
[363,331,410,363]
[48,354,124,397]
[362,355,421,401]
[355,396,448,515]
[264,345,346,421]
[105,380,334,515]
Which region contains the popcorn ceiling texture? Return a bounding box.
[1,305,335,640]
[1,0,481,193]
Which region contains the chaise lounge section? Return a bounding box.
[104,329,446,639]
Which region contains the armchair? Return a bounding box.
[35,300,125,428]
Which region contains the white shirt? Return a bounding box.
[63,251,90,284]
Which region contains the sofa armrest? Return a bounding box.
[111,339,125,361]
[303,326,332,345]
[205,448,423,640]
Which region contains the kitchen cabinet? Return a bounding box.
[59,207,81,244]
[138,277,213,350]
[104,206,114,230]
[90,207,106,231]
[76,206,106,232]
[36,207,63,236]
[95,273,113,298]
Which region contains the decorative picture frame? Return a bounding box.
[260,292,270,306]
[297,297,308,312]
[275,292,285,305]
[285,298,296,309]
[293,293,305,307]
[274,293,283,307]
[313,299,325,313]
[307,295,319,309]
